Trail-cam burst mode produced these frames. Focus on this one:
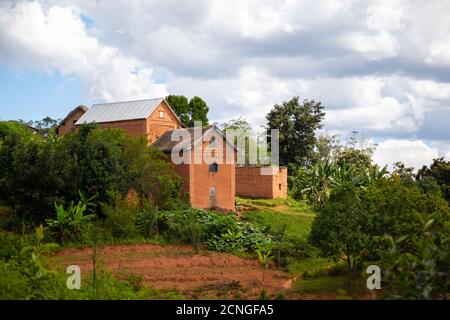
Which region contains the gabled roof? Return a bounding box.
[57,105,88,129]
[75,98,179,125]
[154,124,237,153]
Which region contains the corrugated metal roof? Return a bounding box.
[75,98,163,125]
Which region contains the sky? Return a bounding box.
[0,0,449,170]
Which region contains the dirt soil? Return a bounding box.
[54,243,291,299]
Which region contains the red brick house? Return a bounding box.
[154,125,237,211]
[58,98,236,211]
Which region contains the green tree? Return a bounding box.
[383,216,450,299]
[416,157,450,204]
[392,161,415,186]
[312,133,341,162]
[221,117,265,165]
[188,96,209,126]
[46,195,95,245]
[266,97,325,166]
[310,182,371,280]
[166,95,209,127]
[0,121,183,221]
[166,95,190,125]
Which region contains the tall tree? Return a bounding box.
[165,95,190,125]
[416,157,450,204]
[166,95,209,127]
[266,97,325,166]
[189,96,209,126]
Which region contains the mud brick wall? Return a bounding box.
[236,166,287,199]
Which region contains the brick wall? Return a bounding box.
[57,109,86,136]
[170,138,236,211]
[147,100,181,143]
[98,119,147,137]
[236,166,287,199]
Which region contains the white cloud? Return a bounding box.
[373,139,439,170]
[0,1,167,101]
[1,0,449,169]
[341,31,399,59]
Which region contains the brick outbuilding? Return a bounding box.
[154,125,236,211]
[235,165,288,199]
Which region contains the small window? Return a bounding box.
[209,162,218,173]
[209,187,216,198]
[159,111,164,118]
[210,136,217,146]
[279,184,282,190]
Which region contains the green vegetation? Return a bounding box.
[240,198,314,239]
[1,97,449,300]
[266,97,325,166]
[292,276,347,294]
[166,94,209,126]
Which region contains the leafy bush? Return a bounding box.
[0,231,30,261]
[0,122,183,222]
[272,236,313,268]
[100,191,141,239]
[158,208,271,252]
[310,176,450,282]
[310,182,371,277]
[382,216,450,299]
[159,208,207,250]
[46,195,95,244]
[204,221,271,252]
[135,199,160,239]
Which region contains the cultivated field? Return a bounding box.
[52,243,290,299]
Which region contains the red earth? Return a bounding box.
[53,243,291,299]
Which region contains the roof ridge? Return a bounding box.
[92,97,164,106]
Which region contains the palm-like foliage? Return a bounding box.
[295,160,388,208]
[300,161,336,208]
[46,193,95,244]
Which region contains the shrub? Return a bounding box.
[272,236,313,268]
[135,199,160,239]
[310,182,371,276]
[101,191,140,239]
[46,195,95,245]
[382,215,450,299]
[158,208,271,252]
[0,122,184,222]
[159,208,207,250]
[0,231,30,261]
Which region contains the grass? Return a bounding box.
[292,276,347,294]
[0,200,16,230]
[238,197,315,239]
[287,257,335,276]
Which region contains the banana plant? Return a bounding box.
[46,193,95,244]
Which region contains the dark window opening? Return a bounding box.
[210,136,217,146]
[279,184,282,190]
[209,162,218,173]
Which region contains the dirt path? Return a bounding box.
[53,243,290,299]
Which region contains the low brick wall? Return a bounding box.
[236,166,287,199]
